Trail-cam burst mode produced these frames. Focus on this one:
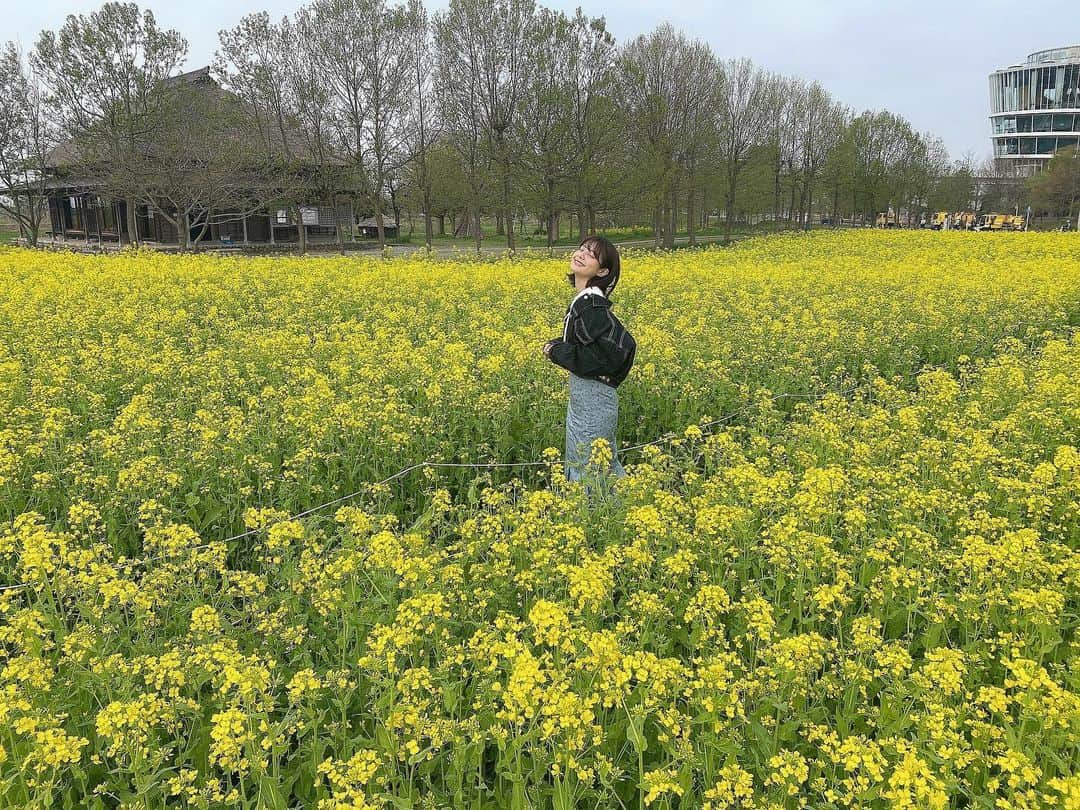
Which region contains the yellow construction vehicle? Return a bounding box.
[875,211,901,228]
[955,212,977,230]
[975,213,1010,231]
[1006,215,1026,231]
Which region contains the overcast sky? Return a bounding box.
[5,1,1077,162]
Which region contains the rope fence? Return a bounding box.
[0,317,1065,596]
[0,380,871,596]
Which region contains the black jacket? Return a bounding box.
[546,290,635,387]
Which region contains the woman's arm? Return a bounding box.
[546,337,612,376]
[545,303,614,376]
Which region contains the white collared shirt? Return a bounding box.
[564,286,607,341]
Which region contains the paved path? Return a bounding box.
[385,232,753,258]
[29,230,771,257]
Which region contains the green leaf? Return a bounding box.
[626,709,648,754]
[258,774,288,810]
[380,793,415,810]
[555,772,582,810]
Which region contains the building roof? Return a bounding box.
[164,66,216,87]
[1026,45,1080,65]
[992,45,1080,73]
[45,66,335,173]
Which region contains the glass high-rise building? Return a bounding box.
[989,45,1080,175]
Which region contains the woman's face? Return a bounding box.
[568,243,608,286]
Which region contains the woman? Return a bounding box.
[542,235,636,486]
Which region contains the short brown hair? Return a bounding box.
[579,235,621,297]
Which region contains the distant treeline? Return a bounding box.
[0,0,1023,249]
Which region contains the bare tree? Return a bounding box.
[358,0,413,248]
[566,10,617,240]
[760,73,795,230]
[126,76,278,250]
[929,155,977,213]
[435,0,536,252]
[674,40,717,247]
[517,8,576,250]
[217,12,305,250]
[217,11,337,253]
[402,0,441,251]
[0,43,57,246]
[308,0,374,247]
[32,2,187,246]
[306,0,419,249]
[715,57,772,239]
[617,24,694,248]
[432,1,491,252]
[881,115,921,225]
[904,132,949,226]
[798,82,843,229]
[848,110,895,223]
[216,13,292,161]
[783,80,809,226]
[285,9,345,244]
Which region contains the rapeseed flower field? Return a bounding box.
[0,231,1078,808]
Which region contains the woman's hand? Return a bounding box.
[542,340,556,359]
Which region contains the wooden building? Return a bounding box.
[41,68,391,248]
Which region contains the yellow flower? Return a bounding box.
[642,768,684,805]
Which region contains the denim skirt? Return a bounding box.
[565,372,627,482]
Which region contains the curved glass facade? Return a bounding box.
[989,46,1080,172]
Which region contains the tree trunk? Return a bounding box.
[502,165,515,252]
[294,204,308,254]
[374,175,386,249]
[473,201,482,254]
[666,182,677,249]
[724,189,735,239]
[423,187,434,250]
[547,180,557,251]
[178,211,190,251]
[375,204,386,247]
[24,206,38,247]
[15,197,35,246]
[687,171,697,247]
[389,188,402,240]
[772,155,783,232]
[725,160,740,240]
[125,196,140,247]
[193,211,211,249]
[576,178,587,241]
